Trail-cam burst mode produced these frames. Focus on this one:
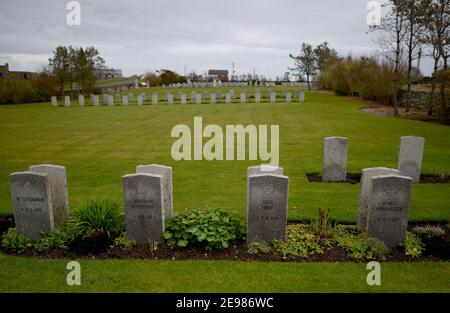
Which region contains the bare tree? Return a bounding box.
[422,0,450,117]
[403,0,428,112]
[373,0,409,116]
[289,43,316,90]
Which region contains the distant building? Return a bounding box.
[208,69,229,82]
[0,63,37,80]
[94,67,123,80]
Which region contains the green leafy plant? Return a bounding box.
[402,231,424,258]
[247,241,272,254]
[1,228,33,253]
[163,208,245,250]
[35,228,74,253]
[69,200,124,239]
[366,237,389,259]
[332,225,385,259]
[148,240,158,253]
[109,232,135,250]
[311,208,333,237]
[273,224,325,258]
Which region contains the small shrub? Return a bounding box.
[148,240,158,253]
[163,208,245,250]
[70,200,124,239]
[402,231,424,258]
[366,237,389,259]
[1,228,33,253]
[311,208,333,237]
[332,225,387,259]
[412,225,445,238]
[273,224,324,258]
[248,241,271,254]
[109,232,135,250]
[35,228,73,252]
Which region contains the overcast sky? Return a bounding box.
[0,0,434,78]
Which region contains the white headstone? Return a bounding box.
[51,96,58,107]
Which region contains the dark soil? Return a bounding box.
[306,173,450,184]
[0,213,448,263]
[0,214,14,239]
[0,222,447,263]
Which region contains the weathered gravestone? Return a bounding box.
[285,92,291,103]
[255,91,261,103]
[92,95,99,106]
[356,167,400,231]
[116,94,121,103]
[247,174,288,244]
[152,93,158,105]
[122,173,164,244]
[195,93,202,105]
[9,172,54,240]
[299,91,305,102]
[29,164,69,226]
[269,92,276,103]
[136,164,173,219]
[122,95,128,106]
[180,93,187,105]
[397,136,425,183]
[247,165,284,179]
[51,96,58,107]
[167,93,174,105]
[322,136,349,182]
[64,96,71,107]
[240,92,246,104]
[78,95,85,106]
[225,92,232,104]
[366,174,413,247]
[107,95,114,106]
[137,95,143,106]
[128,93,134,102]
[210,93,216,104]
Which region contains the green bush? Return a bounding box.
[109,232,135,250]
[248,241,272,254]
[311,208,333,237]
[273,224,325,258]
[332,225,386,259]
[366,237,389,259]
[163,208,245,250]
[35,228,74,253]
[69,200,124,239]
[1,228,33,253]
[402,232,424,258]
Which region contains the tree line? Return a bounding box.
[0,46,105,104]
[290,0,449,119]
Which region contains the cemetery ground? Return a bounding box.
[0,86,449,292]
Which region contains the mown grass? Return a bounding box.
[0,87,449,222]
[0,255,448,292]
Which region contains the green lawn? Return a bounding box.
[0,87,449,222]
[0,255,448,292]
[1,87,449,292]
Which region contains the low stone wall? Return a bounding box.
[398,90,450,109]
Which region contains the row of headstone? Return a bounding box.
[51,91,305,107]
[164,81,277,89]
[322,136,425,183]
[8,161,416,248]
